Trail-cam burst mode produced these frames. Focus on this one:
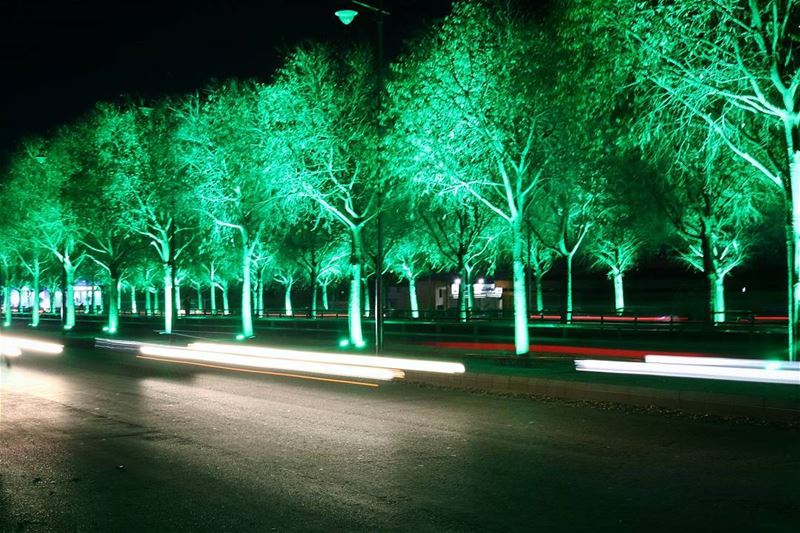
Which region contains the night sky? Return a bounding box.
[0,0,457,161]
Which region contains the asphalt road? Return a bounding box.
[1,348,798,532]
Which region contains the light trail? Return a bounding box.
[139,345,403,381]
[645,355,800,370]
[575,359,800,385]
[136,356,380,388]
[187,342,465,374]
[0,335,63,355]
[0,345,22,357]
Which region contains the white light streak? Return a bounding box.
[140,345,403,382]
[1,345,22,357]
[645,355,800,370]
[575,359,800,385]
[0,335,63,355]
[187,342,465,374]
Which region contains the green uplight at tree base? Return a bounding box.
[236,334,246,341]
[338,338,350,348]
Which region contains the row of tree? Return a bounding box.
[0,0,794,358]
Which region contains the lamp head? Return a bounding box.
[335,9,358,25]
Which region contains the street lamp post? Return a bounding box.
[335,0,388,354]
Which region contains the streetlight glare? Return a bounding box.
[335,9,358,25]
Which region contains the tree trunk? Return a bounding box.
[116,281,122,316]
[465,268,474,314]
[284,281,293,316]
[362,279,370,318]
[49,284,58,314]
[196,285,203,314]
[347,226,365,347]
[310,271,318,319]
[145,288,151,316]
[131,285,137,314]
[699,221,718,326]
[222,285,230,315]
[107,273,120,334]
[534,273,544,314]
[311,283,318,319]
[713,275,726,324]
[163,263,173,334]
[564,253,574,324]
[257,278,264,318]
[3,285,10,326]
[64,262,76,330]
[175,284,182,318]
[31,258,40,327]
[613,271,624,315]
[409,277,419,319]
[511,219,530,355]
[458,262,467,323]
[787,153,800,360]
[241,241,254,338]
[154,287,159,314]
[321,283,329,311]
[210,279,217,315]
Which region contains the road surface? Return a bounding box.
[1,348,798,532]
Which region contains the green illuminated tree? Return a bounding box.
[522,220,557,315]
[287,215,340,319]
[102,102,195,334]
[385,230,436,319]
[584,159,650,316]
[390,0,553,354]
[7,133,90,330]
[531,172,596,323]
[316,240,349,313]
[642,124,763,324]
[273,44,383,348]
[179,83,291,338]
[616,0,800,357]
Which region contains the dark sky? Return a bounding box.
[0,0,456,160]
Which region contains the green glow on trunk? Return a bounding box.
[565,254,574,324]
[64,265,76,330]
[311,282,318,319]
[362,280,370,318]
[163,264,173,334]
[3,285,10,326]
[512,223,530,356]
[613,272,624,315]
[131,285,137,314]
[348,262,365,348]
[222,286,230,315]
[535,275,544,314]
[31,262,40,328]
[713,276,725,324]
[175,285,182,317]
[196,285,203,313]
[284,282,293,317]
[257,280,264,318]
[107,276,119,334]
[241,245,254,337]
[409,278,419,319]
[210,280,217,314]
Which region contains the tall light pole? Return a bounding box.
[335,0,388,354]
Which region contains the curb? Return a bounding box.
[404,371,800,424]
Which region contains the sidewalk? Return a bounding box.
[10,326,800,424]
